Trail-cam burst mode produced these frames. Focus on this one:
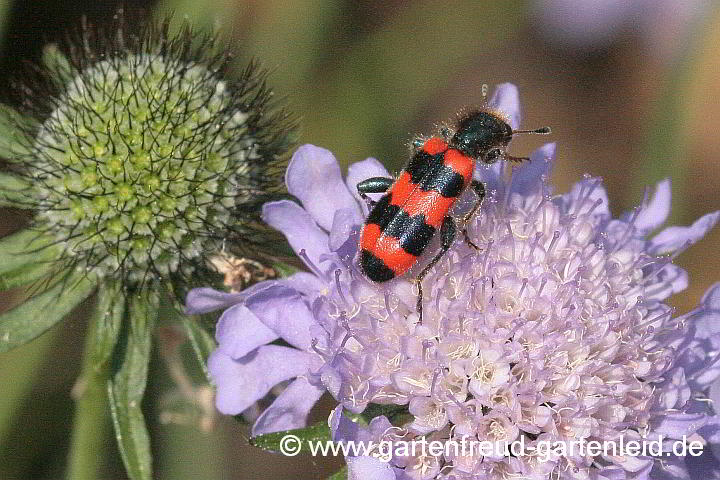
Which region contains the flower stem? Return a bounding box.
[66,282,124,480]
[66,363,111,480]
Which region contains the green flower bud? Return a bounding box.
[11,18,295,289]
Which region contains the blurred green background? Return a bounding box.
[1,0,719,478]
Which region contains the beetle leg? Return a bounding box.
[357,177,393,207]
[416,216,456,325]
[461,180,486,250]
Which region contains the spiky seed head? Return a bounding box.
[9,16,294,290]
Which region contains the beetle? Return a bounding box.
[356,108,550,323]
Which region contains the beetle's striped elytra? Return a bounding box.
[357,108,550,323]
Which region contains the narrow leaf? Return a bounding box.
[182,316,215,381]
[250,420,331,453]
[89,280,125,371]
[0,103,32,159]
[0,274,95,353]
[0,229,59,274]
[0,229,62,292]
[0,171,31,208]
[42,44,74,88]
[328,466,348,480]
[0,259,55,293]
[107,292,157,480]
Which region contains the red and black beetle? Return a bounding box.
[356,108,550,323]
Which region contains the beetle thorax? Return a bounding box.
[450,111,512,158]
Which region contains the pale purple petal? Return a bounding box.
[347,456,396,480]
[561,176,610,220]
[655,368,690,410]
[346,157,392,209]
[697,316,720,342]
[698,415,720,444]
[597,466,630,480]
[696,284,720,339]
[686,447,720,479]
[510,142,556,196]
[650,211,720,254]
[651,412,706,438]
[262,200,331,273]
[473,84,523,196]
[474,162,504,195]
[711,382,720,416]
[649,455,691,480]
[245,284,318,350]
[286,144,361,231]
[329,207,363,253]
[215,304,277,360]
[330,404,362,443]
[208,345,315,415]
[646,264,689,301]
[489,83,521,129]
[689,283,720,338]
[282,271,326,297]
[702,283,720,310]
[688,348,720,389]
[317,364,342,399]
[636,179,672,233]
[186,274,324,316]
[251,377,326,435]
[185,288,245,315]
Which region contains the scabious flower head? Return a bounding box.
[532,0,708,58]
[4,15,293,289]
[189,84,720,479]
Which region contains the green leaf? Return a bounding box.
[89,280,125,371]
[107,292,157,480]
[249,420,331,454]
[42,44,74,88]
[0,103,33,159]
[182,316,215,382]
[0,229,62,292]
[0,229,58,274]
[0,171,31,208]
[0,258,55,293]
[0,274,95,353]
[328,466,348,480]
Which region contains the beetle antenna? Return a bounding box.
[512,126,551,135]
[506,155,530,163]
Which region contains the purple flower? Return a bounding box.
[186,274,328,435]
[532,0,709,59]
[187,84,720,479]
